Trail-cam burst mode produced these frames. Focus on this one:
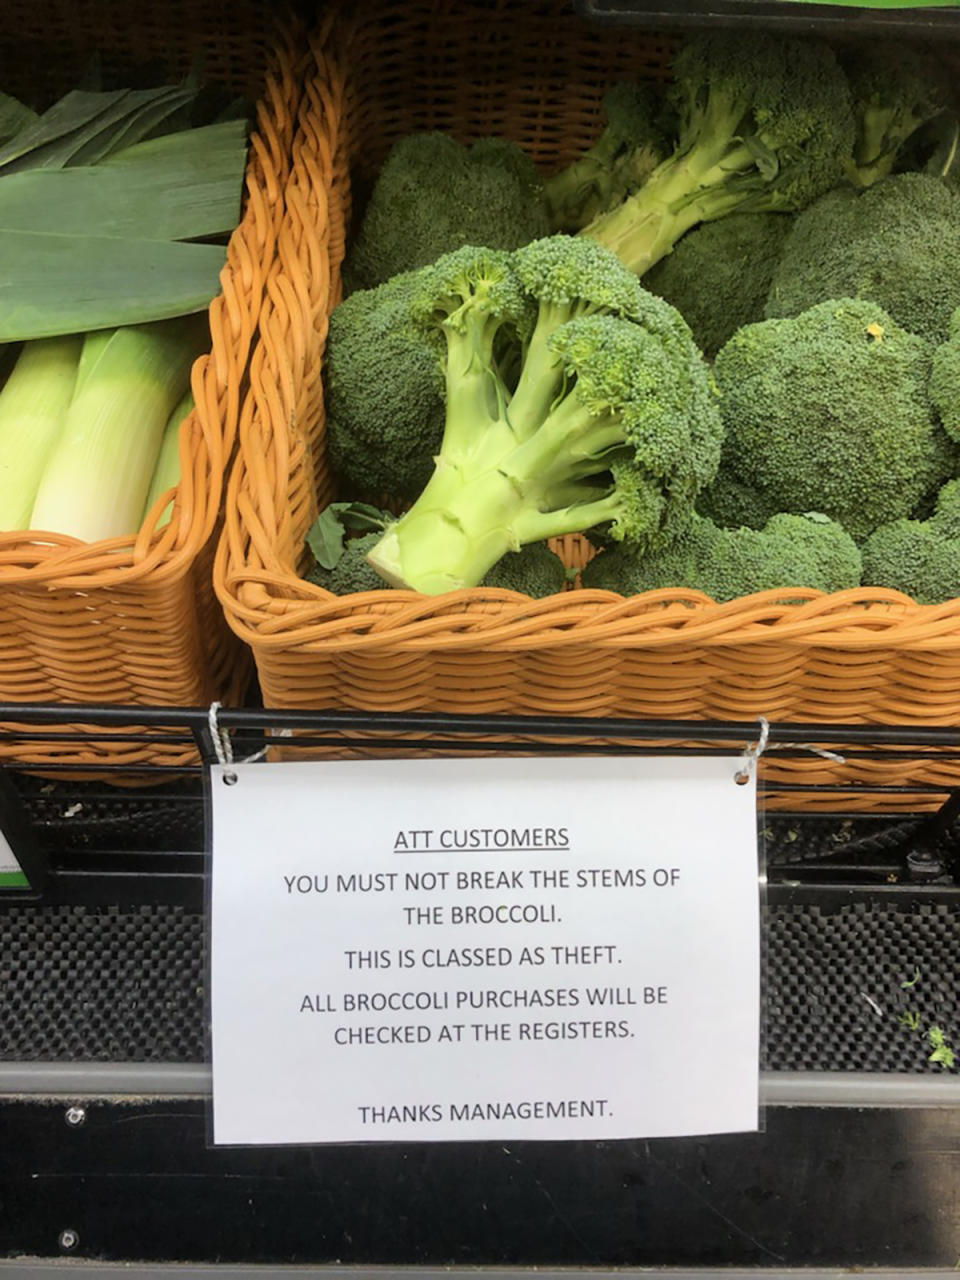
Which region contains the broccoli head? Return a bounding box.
[713,299,958,541]
[544,83,668,232]
[324,271,445,502]
[307,531,387,594]
[581,511,861,601]
[344,133,549,291]
[765,173,960,345]
[862,479,960,603]
[841,43,954,189]
[582,32,854,276]
[643,212,794,358]
[930,307,960,443]
[364,240,721,594]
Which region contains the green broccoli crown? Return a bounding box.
[480,543,568,597]
[325,271,445,501]
[668,31,855,212]
[862,479,960,603]
[581,510,861,601]
[409,245,532,337]
[931,306,960,443]
[842,43,953,187]
[765,173,960,345]
[307,532,387,595]
[344,133,549,291]
[644,212,794,358]
[714,298,958,542]
[513,235,644,319]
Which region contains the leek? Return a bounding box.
[0,336,82,530]
[144,391,194,527]
[30,319,206,541]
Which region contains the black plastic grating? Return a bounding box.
[1,900,958,1071]
[0,905,205,1061]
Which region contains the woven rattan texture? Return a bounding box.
[0,3,309,769]
[1,897,956,1071]
[215,0,960,809]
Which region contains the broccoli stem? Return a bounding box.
[366,394,626,593]
[582,141,743,275]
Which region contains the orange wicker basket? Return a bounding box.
[215,0,960,810]
[0,0,308,769]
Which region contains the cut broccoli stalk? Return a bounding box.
[582,32,854,277]
[365,241,721,595]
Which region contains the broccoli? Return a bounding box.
[480,543,568,596]
[325,271,445,502]
[713,299,958,541]
[765,173,960,346]
[364,240,721,594]
[544,83,667,232]
[307,531,387,594]
[695,467,779,531]
[643,212,794,358]
[581,511,861,601]
[930,307,960,443]
[841,43,954,189]
[344,134,549,291]
[862,479,960,603]
[581,32,854,276]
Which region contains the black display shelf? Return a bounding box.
[577,0,960,35]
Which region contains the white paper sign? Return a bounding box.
[211,756,760,1146]
[0,823,28,889]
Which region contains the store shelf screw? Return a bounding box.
[64,1105,86,1127]
[59,1229,79,1251]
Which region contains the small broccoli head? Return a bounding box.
[861,479,960,603]
[307,532,387,594]
[714,299,958,541]
[644,212,794,358]
[544,82,667,231]
[695,467,779,532]
[930,307,960,443]
[581,510,861,601]
[409,245,532,340]
[480,543,568,596]
[513,235,645,321]
[325,271,445,501]
[842,43,954,188]
[344,133,549,291]
[765,173,960,346]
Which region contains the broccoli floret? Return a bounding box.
[481,543,568,596]
[695,468,780,531]
[364,240,721,594]
[544,83,667,232]
[841,44,954,189]
[713,299,957,542]
[931,307,960,443]
[862,479,960,603]
[643,212,794,358]
[582,32,854,276]
[765,173,960,346]
[307,531,386,594]
[325,271,445,501]
[581,511,861,601]
[344,134,549,291]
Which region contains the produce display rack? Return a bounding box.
[577,0,960,35]
[2,703,960,1270]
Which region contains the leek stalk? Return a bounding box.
[30,319,205,541]
[144,391,194,527]
[0,336,82,530]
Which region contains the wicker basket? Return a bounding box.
[215,0,960,810]
[0,0,308,769]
